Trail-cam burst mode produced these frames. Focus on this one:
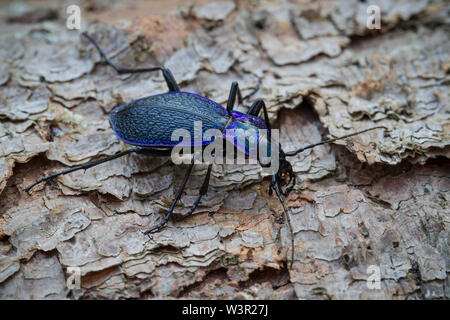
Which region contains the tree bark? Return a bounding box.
[0,0,448,299]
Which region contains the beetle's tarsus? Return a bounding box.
[143,223,166,234]
[25,181,40,192]
[175,196,202,222]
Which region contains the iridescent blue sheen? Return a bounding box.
[223,111,269,156]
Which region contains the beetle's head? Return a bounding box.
[257,136,295,196]
[272,149,295,197]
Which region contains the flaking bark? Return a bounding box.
[0,0,448,299]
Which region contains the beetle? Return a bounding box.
[26,32,385,267]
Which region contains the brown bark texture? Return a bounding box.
[0,0,449,299]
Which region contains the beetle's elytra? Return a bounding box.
[26,32,385,268]
[109,91,267,151]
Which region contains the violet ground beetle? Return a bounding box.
[26,32,385,267]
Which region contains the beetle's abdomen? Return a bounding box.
[110,92,229,147]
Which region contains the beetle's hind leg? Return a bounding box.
[25,147,142,192]
[82,32,179,92]
[175,163,212,222]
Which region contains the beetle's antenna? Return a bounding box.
[285,126,386,157]
[271,174,294,269]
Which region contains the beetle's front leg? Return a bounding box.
[247,98,271,133]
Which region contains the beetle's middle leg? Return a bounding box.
[82,32,179,92]
[144,156,195,234]
[226,80,261,113]
[175,163,213,222]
